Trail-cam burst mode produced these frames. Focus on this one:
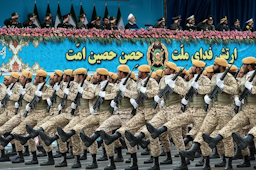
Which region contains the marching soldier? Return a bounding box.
[203,57,256,168]
[57,14,74,29]
[205,65,214,80]
[4,12,22,28]
[23,13,37,28]
[3,76,10,87]
[169,15,182,30]
[153,17,166,29]
[146,61,212,170]
[243,18,254,31]
[197,15,215,31]
[185,15,197,31]
[231,19,242,31]
[216,16,229,31]
[180,58,238,170]
[76,13,88,29]
[41,13,54,28]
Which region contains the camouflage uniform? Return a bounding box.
[217,72,256,156]
[163,75,212,156]
[0,83,36,152]
[117,78,159,156]
[135,75,187,156]
[12,83,53,153]
[96,78,138,155]
[194,73,238,157]
[0,84,7,125]
[72,81,115,156]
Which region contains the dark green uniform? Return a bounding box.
[243,25,254,31]
[76,21,88,29]
[184,23,197,31]
[197,22,215,31]
[41,20,54,28]
[216,23,229,31]
[4,18,22,28]
[57,22,74,29]
[106,23,118,30]
[23,19,37,28]
[169,23,182,30]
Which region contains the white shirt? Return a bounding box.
[120,77,127,86]
[193,74,198,83]
[100,80,108,90]
[37,82,44,91]
[141,76,148,86]
[216,72,224,81]
[246,70,254,80]
[165,74,174,84]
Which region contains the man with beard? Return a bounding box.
[76,13,88,29]
[3,76,10,87]
[4,12,22,28]
[23,13,37,28]
[231,19,242,31]
[197,15,215,31]
[41,13,54,28]
[179,58,238,170]
[107,17,118,30]
[153,17,166,29]
[57,14,74,29]
[202,57,256,168]
[125,13,139,29]
[169,15,182,30]
[243,18,254,31]
[102,17,109,29]
[185,15,197,31]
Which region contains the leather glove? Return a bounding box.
[78,86,83,93]
[140,87,147,94]
[204,95,212,104]
[15,102,19,108]
[47,98,52,106]
[130,98,138,109]
[154,95,161,103]
[181,98,189,105]
[245,81,253,91]
[64,88,69,95]
[99,91,106,98]
[20,88,26,95]
[35,90,42,97]
[71,102,76,109]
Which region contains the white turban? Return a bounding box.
[127,13,134,21]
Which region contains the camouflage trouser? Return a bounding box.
[96,108,137,155]
[194,104,235,157]
[73,111,111,156]
[136,104,184,157]
[12,109,47,152]
[117,108,157,155]
[164,107,212,156]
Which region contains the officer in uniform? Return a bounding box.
[185,15,197,31]
[153,17,166,28]
[57,14,74,29]
[203,57,256,168]
[4,12,22,28]
[197,15,215,31]
[231,19,242,31]
[102,17,109,29]
[146,61,212,170]
[41,13,54,28]
[180,58,238,170]
[243,18,254,31]
[107,16,118,30]
[76,13,88,29]
[89,16,104,30]
[125,13,139,29]
[169,15,182,30]
[216,16,229,31]
[23,13,37,28]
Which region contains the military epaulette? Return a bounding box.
[246,25,249,29]
[186,23,190,27]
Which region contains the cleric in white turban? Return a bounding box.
[125,13,139,29]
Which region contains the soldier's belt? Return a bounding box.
[98,106,111,112]
[6,100,15,107]
[34,103,48,110]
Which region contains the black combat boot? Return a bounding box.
[55,152,67,167]
[97,148,108,161]
[80,130,100,147]
[215,155,226,167]
[225,157,233,170]
[86,154,98,169]
[71,155,81,168]
[125,131,145,147]
[104,156,116,170]
[125,153,138,170]
[26,125,44,138]
[57,126,75,142]
[232,132,254,150]
[236,155,251,168]
[160,151,172,164]
[202,133,223,149]
[101,130,121,145]
[25,151,38,165]
[146,123,167,139]
[40,151,55,166]
[39,131,59,146]
[179,142,200,161]
[114,147,123,162]
[148,156,160,170]
[80,149,87,160]
[173,153,188,170]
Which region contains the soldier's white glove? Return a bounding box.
[167,79,176,89]
[7,89,12,96]
[110,100,117,108]
[234,97,241,106]
[15,102,19,108]
[114,106,118,111]
[47,98,52,106]
[204,95,211,104]
[71,102,76,109]
[54,84,60,91]
[35,90,42,97]
[78,86,83,93]
[120,84,126,93]
[154,95,161,103]
[0,102,2,109]
[192,82,199,89]
[130,98,138,109]
[26,103,31,111]
[20,88,26,95]
[160,100,165,108]
[245,81,253,91]
[58,104,62,111]
[140,87,147,94]
[181,98,189,105]
[99,91,106,98]
[90,108,95,114]
[64,88,69,95]
[216,80,224,89]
